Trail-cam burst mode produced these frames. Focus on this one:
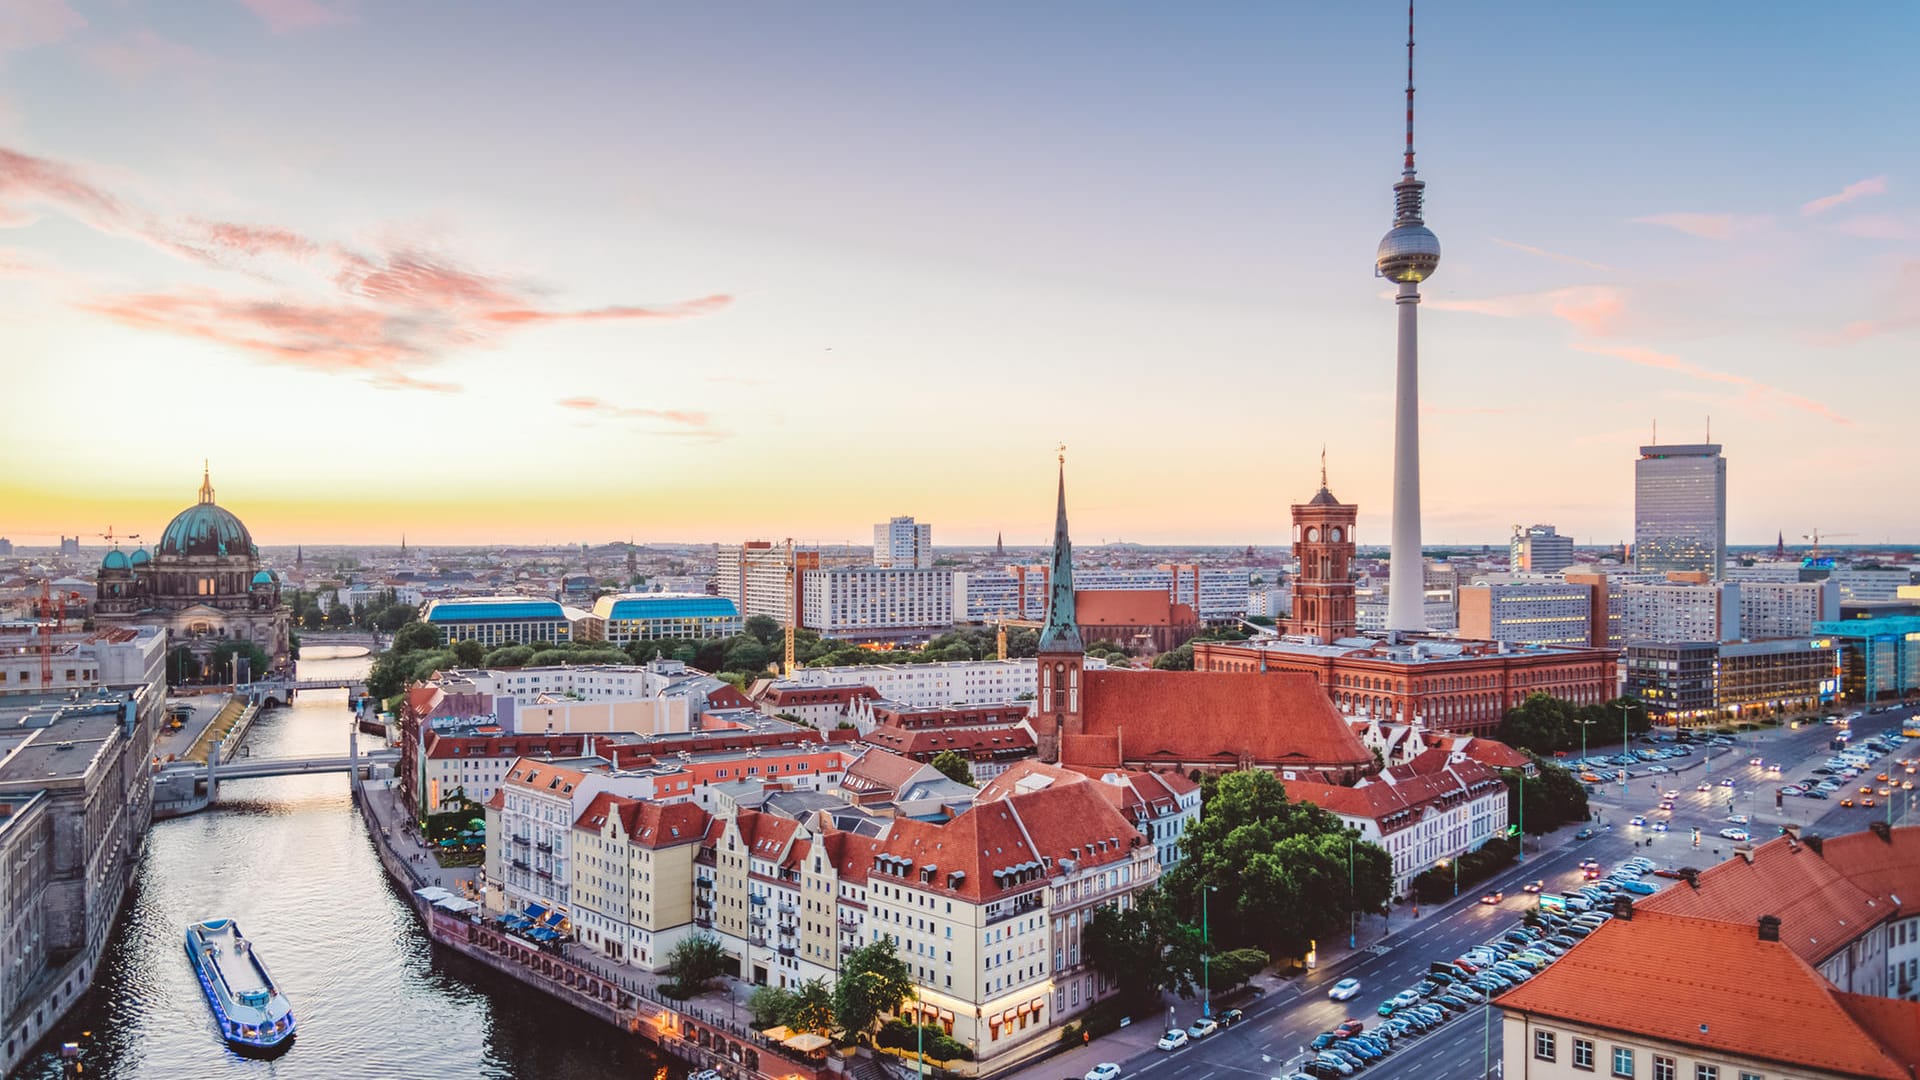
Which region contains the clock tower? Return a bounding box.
[1289,453,1359,644]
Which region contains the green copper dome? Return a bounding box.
[101,549,130,571]
[158,502,255,559]
[252,570,276,585]
[129,547,151,567]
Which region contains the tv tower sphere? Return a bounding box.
[1376,218,1441,284]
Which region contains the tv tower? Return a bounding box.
[1376,1,1441,635]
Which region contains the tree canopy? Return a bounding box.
[834,938,915,1038]
[662,933,729,999]
[1160,771,1392,958]
[929,750,975,786]
[1498,693,1651,756]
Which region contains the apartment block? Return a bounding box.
[1458,579,1595,647]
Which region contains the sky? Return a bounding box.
[2,1,1915,549]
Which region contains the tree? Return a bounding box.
[834,938,915,1039]
[167,646,201,685]
[723,639,772,673]
[1083,899,1167,1005]
[929,750,975,786]
[1209,947,1270,990]
[391,621,441,654]
[748,985,797,1028]
[1502,754,1591,835]
[1152,644,1195,671]
[791,977,835,1036]
[744,615,782,646]
[208,641,271,683]
[325,602,353,628]
[450,639,485,667]
[1161,771,1392,958]
[1498,692,1574,755]
[663,933,729,998]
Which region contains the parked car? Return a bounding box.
[1157,1029,1189,1051]
[1187,1017,1218,1039]
[1219,1008,1244,1028]
[1086,1065,1123,1080]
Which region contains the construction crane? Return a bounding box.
[33,579,84,689]
[995,611,1008,661]
[1802,529,1857,560]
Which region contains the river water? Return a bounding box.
[16,646,677,1080]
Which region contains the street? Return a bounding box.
[1020,703,1917,1080]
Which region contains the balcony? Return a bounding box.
[750,914,767,928]
[695,916,713,929]
[510,834,530,846]
[777,901,796,915]
[750,894,768,906]
[510,857,530,871]
[534,867,552,881]
[749,933,768,947]
[695,874,714,887]
[777,945,795,957]
[777,922,797,939]
[534,840,553,853]
[838,915,859,930]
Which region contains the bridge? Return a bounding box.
[158,748,399,784]
[296,630,389,650]
[242,677,369,704]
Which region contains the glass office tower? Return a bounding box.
[1634,443,1727,578]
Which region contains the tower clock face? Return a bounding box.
[1053,663,1064,675]
[1330,527,1343,543]
[1306,527,1320,542]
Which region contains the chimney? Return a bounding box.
[1805,834,1824,856]
[1681,867,1700,889]
[1869,821,1892,843]
[1611,894,1634,921]
[1736,844,1755,864]
[1758,915,1781,942]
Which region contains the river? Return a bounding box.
[15,646,678,1080]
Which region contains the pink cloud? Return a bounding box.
[1629,213,1767,240]
[2,141,732,392]
[82,29,206,80]
[1801,175,1887,216]
[236,0,353,33]
[1426,285,1626,337]
[0,0,86,53]
[1573,342,1850,425]
[1830,215,1909,240]
[556,396,725,439]
[1491,237,1612,272]
[486,295,733,324]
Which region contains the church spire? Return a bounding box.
[197,461,215,505]
[1038,446,1084,654]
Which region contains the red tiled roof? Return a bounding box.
[1427,734,1531,771]
[1496,909,1915,1080]
[762,684,879,708]
[1637,831,1893,965]
[863,726,1036,761]
[1834,992,1920,1074]
[1282,752,1502,835]
[1817,825,1920,920]
[1073,590,1196,629]
[485,789,505,811]
[1071,669,1371,770]
[623,799,709,849]
[842,747,930,795]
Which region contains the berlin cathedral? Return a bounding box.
[95,466,292,669]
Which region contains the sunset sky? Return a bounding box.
[3,2,1915,548]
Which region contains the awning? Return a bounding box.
[761,1026,795,1042]
[525,904,548,920]
[783,1033,832,1053]
[1030,997,1044,1013]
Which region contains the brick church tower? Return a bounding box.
[1289,454,1358,643]
[1033,452,1085,763]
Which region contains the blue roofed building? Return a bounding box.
[588,593,742,643]
[424,597,588,647]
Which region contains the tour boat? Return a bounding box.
[184,918,296,1053]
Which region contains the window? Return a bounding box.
[1652,1056,1675,1080]
[1695,1068,1718,1080]
[1612,1047,1634,1078]
[1573,1038,1594,1071]
[1535,1031,1557,1061]
[1738,1073,1762,1080]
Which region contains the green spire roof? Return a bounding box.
[1037,459,1083,654]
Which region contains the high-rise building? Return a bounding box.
[1633,443,1727,578]
[1458,579,1594,647]
[715,541,818,624]
[1510,524,1574,574]
[1376,8,1442,634]
[1616,579,1739,643]
[873,515,933,570]
[800,566,953,640]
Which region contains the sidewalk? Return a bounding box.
[361,779,477,894]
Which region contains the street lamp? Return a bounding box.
[1347,835,1357,949]
[1201,885,1218,1018]
[1616,700,1634,795]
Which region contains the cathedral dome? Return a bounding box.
[158,502,255,559]
[129,547,151,567]
[157,465,257,560]
[252,570,276,585]
[102,549,130,571]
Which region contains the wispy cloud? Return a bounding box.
[1802,175,1887,216]
[556,396,725,439]
[1830,215,1909,240]
[0,0,85,53]
[1,142,732,391]
[1426,285,1627,337]
[1630,213,1768,240]
[82,29,206,80]
[1491,237,1612,272]
[236,0,353,34]
[1572,343,1850,425]
[1826,259,1920,344]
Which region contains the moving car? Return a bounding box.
[1480,891,1504,905]
[1574,827,1595,840]
[1329,978,1362,1001]
[1086,1065,1122,1080]
[1728,814,1749,825]
[1719,828,1750,841]
[1219,1009,1244,1028]
[1157,1029,1189,1051]
[1522,880,1544,893]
